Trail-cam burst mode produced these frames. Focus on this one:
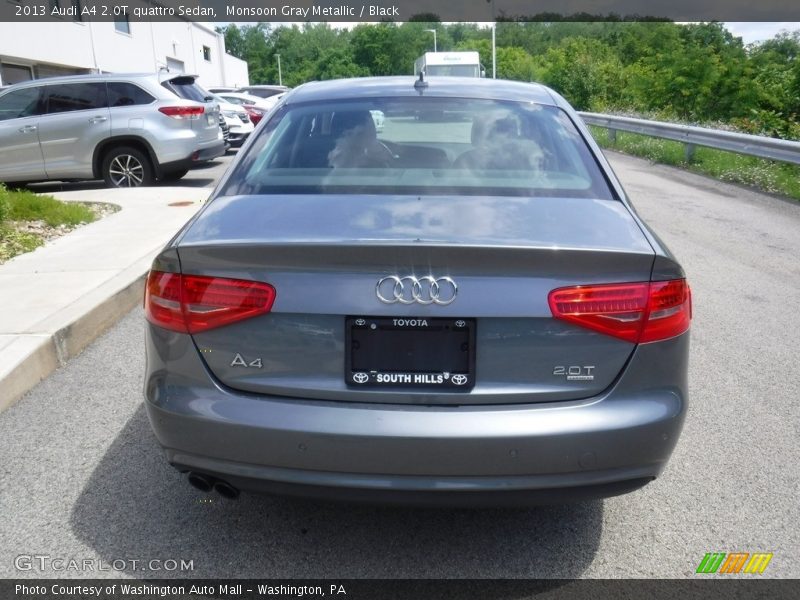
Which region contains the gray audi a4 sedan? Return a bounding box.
[144,76,691,505]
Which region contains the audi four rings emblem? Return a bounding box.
[376,276,458,305]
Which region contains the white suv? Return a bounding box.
[0,73,225,187]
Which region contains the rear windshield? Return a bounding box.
[221,97,614,199]
[162,77,210,103]
[241,87,285,99]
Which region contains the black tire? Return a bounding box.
[102,146,154,188]
[3,181,31,190]
[159,168,189,183]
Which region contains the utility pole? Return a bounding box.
[276,53,282,86]
[486,0,497,78]
[492,22,496,79]
[424,29,437,52]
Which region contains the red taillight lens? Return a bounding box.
[639,279,692,343]
[244,106,265,124]
[158,106,204,120]
[548,279,691,344]
[145,271,276,333]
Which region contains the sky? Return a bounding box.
[723,22,798,44]
[223,21,800,45]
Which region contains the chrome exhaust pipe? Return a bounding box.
[187,472,214,493]
[213,480,240,500]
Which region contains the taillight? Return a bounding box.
[145,271,276,333]
[158,106,204,120]
[245,106,265,118]
[548,279,691,343]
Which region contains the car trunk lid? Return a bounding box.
[177,194,655,405]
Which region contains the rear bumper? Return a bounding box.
[168,456,655,507]
[192,138,226,162]
[157,140,225,175]
[144,329,689,505]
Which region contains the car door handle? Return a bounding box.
[88,116,108,123]
[18,125,37,133]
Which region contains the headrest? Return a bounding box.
[331,110,376,138]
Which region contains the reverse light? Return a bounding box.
[158,106,205,120]
[548,279,691,343]
[145,271,276,333]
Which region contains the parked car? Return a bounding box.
[215,91,279,109]
[144,77,691,505]
[211,95,254,148]
[214,91,285,126]
[240,105,266,126]
[217,112,231,148]
[0,73,224,187]
[235,84,289,99]
[215,91,277,110]
[207,87,238,94]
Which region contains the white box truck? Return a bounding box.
[413,52,483,77]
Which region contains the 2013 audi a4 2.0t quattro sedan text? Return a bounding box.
[143,77,691,505]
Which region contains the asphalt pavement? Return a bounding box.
[0,152,798,579]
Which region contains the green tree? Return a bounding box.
[311,48,369,80]
[535,37,625,110]
[217,24,245,60]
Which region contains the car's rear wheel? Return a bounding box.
[102,147,154,188]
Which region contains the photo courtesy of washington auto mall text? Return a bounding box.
[14,582,350,598]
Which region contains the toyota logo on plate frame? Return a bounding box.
[376,276,457,306]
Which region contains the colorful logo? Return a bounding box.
[696,552,773,574]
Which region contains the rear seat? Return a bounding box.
[392,146,451,169]
[292,136,338,168]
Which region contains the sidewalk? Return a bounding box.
[0,186,208,413]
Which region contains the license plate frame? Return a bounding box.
[345,316,475,390]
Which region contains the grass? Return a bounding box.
[0,184,96,263]
[0,225,43,263]
[589,126,800,201]
[0,184,96,227]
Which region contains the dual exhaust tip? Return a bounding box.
[187,472,239,499]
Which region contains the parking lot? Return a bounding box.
[25,151,235,195]
[0,151,798,579]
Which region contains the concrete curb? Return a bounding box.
[0,184,209,415]
[0,273,147,414]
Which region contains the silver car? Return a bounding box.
[211,95,254,148]
[236,84,290,99]
[0,73,225,187]
[144,77,692,505]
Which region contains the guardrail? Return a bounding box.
[578,112,800,165]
